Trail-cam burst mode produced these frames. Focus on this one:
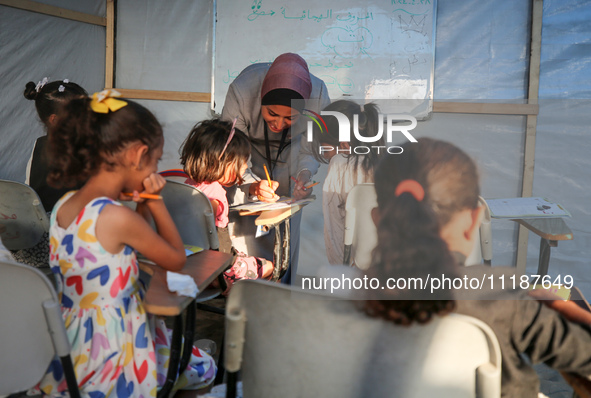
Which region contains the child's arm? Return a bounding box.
[529,289,591,325]
[97,174,186,271]
[210,198,220,218]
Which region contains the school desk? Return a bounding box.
[239,201,309,281]
[513,218,573,276]
[139,249,232,397]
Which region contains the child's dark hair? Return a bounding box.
[364,138,480,325]
[180,119,250,186]
[24,80,88,126]
[46,97,163,188]
[312,100,384,176]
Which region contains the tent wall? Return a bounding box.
[0,0,589,291]
[0,0,105,182]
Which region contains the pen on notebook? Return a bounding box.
[263,164,273,188]
[122,192,163,200]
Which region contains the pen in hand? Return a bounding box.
[261,164,279,201]
[263,164,273,188]
[291,176,307,191]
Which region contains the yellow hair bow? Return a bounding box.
[90,89,128,113]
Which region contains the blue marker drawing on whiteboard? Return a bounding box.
[319,75,354,94]
[223,70,239,84]
[248,0,275,21]
[321,26,373,59]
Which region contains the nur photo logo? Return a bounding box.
[304,109,418,155]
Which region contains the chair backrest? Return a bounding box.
[160,179,220,250]
[343,183,377,270]
[0,179,49,250]
[224,280,501,398]
[466,196,493,266]
[344,184,493,268]
[0,260,78,396]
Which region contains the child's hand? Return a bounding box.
[293,171,313,200]
[142,173,166,195]
[251,180,279,202]
[121,174,167,203]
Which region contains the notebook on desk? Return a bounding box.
[231,196,315,215]
[486,197,571,219]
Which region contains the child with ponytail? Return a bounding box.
[34,90,216,397]
[14,79,88,269]
[365,137,591,397]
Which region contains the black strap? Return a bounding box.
[263,124,290,179]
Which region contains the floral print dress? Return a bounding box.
[35,193,216,397]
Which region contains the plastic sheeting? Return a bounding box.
[116,0,214,172]
[299,0,591,297]
[1,0,590,295]
[0,1,105,182]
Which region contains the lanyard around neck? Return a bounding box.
[263,123,289,179]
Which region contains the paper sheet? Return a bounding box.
[486,197,571,219]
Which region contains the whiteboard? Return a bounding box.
[213,0,437,118]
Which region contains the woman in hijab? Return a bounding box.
[221,53,331,284]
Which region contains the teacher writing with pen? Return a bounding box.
[221,52,331,284]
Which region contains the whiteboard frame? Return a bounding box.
[212,0,438,119]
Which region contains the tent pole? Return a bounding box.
[516,0,543,274]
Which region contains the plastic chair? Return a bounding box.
[344,184,493,268]
[224,279,502,398]
[0,260,80,397]
[466,196,493,266]
[0,179,49,251]
[158,173,228,386]
[159,178,220,252]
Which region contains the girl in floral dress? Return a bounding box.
[33,90,216,397]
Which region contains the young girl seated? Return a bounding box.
[311,100,385,265]
[24,78,88,212]
[364,137,591,397]
[34,90,216,397]
[180,118,274,292]
[12,79,87,269]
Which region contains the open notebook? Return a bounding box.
[230,196,315,214]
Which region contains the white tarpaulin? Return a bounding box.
[0,0,590,296]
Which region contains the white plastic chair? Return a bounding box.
[343,183,377,270]
[344,184,492,268]
[466,196,493,266]
[0,179,49,251]
[0,260,80,397]
[223,279,502,398]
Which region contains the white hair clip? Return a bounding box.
[35,77,50,93]
[58,85,65,92]
[63,79,69,83]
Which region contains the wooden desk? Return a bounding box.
[514,218,573,276]
[140,249,232,397]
